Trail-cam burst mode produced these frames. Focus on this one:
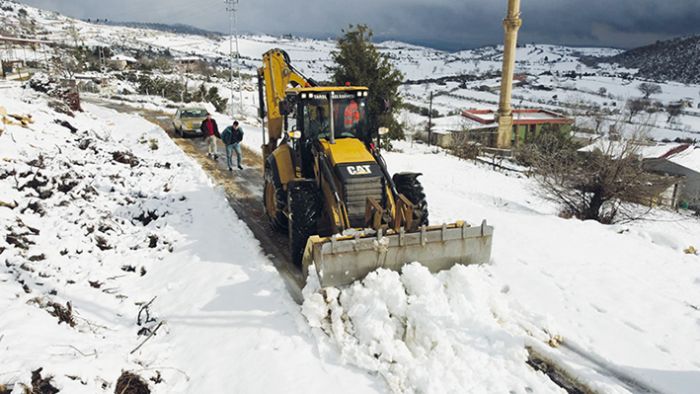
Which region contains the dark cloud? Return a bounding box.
[20,0,700,50]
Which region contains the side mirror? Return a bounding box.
[378,127,390,136]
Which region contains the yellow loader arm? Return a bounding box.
[257,49,316,157]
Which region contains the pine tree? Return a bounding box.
[328,24,404,141]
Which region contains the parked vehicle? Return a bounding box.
[172,107,208,137]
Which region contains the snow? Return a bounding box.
[381,141,700,394]
[297,138,700,394]
[580,140,700,172]
[2,2,700,393]
[667,145,700,172]
[0,84,381,393]
[303,264,565,393]
[110,54,137,63]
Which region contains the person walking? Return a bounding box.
[200,113,220,159]
[221,120,244,171]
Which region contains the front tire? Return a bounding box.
[287,180,321,268]
[263,163,288,232]
[393,172,429,227]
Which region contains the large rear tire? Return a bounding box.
[288,180,321,268]
[263,163,288,232]
[393,172,429,227]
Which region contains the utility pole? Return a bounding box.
[427,91,433,146]
[98,46,106,75]
[225,0,235,116]
[225,0,244,115]
[496,0,522,149]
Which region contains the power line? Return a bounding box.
[224,0,243,115]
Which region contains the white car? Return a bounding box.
[172,107,208,137]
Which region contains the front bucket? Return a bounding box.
[302,220,494,288]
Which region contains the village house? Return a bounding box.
[643,144,700,211]
[581,141,700,211]
[461,108,573,147]
[108,54,137,71]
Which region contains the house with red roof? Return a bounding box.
[461,109,573,147]
[643,144,700,211]
[581,140,700,210]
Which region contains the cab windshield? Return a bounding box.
[302,93,367,141]
[181,109,208,118]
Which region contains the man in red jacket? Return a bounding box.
[200,113,220,159]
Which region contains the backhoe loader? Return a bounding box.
[257,48,493,288]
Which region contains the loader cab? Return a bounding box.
[285,87,369,144]
[282,87,370,179]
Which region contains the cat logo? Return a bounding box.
[346,165,372,176]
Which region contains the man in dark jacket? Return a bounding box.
[200,113,220,159]
[221,120,244,170]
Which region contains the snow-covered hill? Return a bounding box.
[602,35,700,85]
[3,0,700,142]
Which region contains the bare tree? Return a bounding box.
[666,103,683,123]
[638,82,662,99]
[593,112,605,134]
[50,50,82,79]
[626,98,647,122]
[449,128,481,161]
[67,21,81,47]
[527,125,675,223]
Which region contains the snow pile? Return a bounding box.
[303,264,562,393]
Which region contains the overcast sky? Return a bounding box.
[22,0,700,50]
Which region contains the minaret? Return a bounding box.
[496,0,522,149]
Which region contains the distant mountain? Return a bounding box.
[603,35,700,84]
[93,21,222,38]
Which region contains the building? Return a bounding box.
[461,109,573,147]
[174,56,202,72]
[108,54,137,71]
[0,35,54,80]
[643,144,700,211]
[412,115,466,147]
[581,141,700,211]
